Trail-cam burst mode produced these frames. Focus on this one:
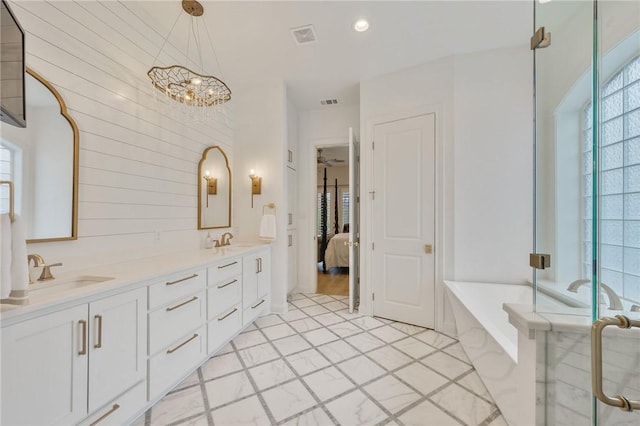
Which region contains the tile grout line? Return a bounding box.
[154,292,504,426]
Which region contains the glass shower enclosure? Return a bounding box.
[533,0,639,424]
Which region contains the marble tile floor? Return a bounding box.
[133,293,506,426]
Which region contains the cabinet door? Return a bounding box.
[257,249,271,299]
[1,305,89,425]
[88,288,147,412]
[242,254,259,308]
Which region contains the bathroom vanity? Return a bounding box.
[0,244,271,426]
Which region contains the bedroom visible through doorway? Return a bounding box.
[316,146,350,297]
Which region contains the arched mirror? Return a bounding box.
[198,146,231,229]
[0,67,78,242]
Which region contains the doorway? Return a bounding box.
[316,145,350,296]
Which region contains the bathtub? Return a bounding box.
[444,281,541,426]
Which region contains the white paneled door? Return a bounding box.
[372,113,436,328]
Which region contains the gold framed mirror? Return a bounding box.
[0,67,79,242]
[198,146,231,229]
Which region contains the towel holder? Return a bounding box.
[262,203,276,215]
[0,180,15,223]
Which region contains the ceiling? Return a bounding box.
[130,1,531,110]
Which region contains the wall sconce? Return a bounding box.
[203,170,217,207]
[249,169,262,208]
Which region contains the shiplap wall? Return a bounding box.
[10,0,234,272]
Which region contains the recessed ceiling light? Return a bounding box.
[353,18,369,32]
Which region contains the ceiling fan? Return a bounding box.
[317,149,345,167]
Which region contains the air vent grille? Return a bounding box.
[320,99,338,105]
[290,24,317,45]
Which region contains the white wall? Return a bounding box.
[9,1,234,273]
[297,105,359,293]
[360,46,533,334]
[452,46,533,284]
[232,81,288,313]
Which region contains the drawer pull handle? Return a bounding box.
[79,320,87,355]
[89,404,120,426]
[166,273,198,286]
[166,296,198,312]
[167,333,199,354]
[251,299,265,309]
[218,307,238,321]
[217,279,238,289]
[218,261,238,269]
[94,315,103,349]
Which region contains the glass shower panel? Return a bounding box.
[533,0,595,315]
[595,1,640,424]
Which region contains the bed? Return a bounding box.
[324,233,350,269]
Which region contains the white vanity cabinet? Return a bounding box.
[242,248,271,326]
[147,268,207,401]
[207,256,243,354]
[0,287,147,426]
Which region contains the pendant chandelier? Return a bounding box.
[147,0,231,121]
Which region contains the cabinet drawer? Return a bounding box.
[149,325,207,401]
[208,275,242,318]
[242,297,269,327]
[208,303,242,354]
[148,269,206,310]
[149,291,206,355]
[208,258,242,285]
[79,381,146,426]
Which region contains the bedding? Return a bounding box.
[324,233,350,268]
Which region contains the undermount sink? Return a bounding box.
[29,275,114,295]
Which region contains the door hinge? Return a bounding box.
[369,191,375,200]
[530,27,551,50]
[372,141,375,150]
[372,242,375,250]
[529,253,551,270]
[372,293,375,301]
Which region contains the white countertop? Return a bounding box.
[1,243,269,326]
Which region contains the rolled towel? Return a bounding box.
[1,213,12,299]
[259,214,276,241]
[10,214,29,294]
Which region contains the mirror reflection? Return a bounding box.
[198,146,231,229]
[0,68,78,242]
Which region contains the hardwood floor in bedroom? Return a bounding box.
[317,263,349,296]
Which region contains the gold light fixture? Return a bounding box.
[249,169,261,208]
[203,170,217,207]
[147,0,231,120]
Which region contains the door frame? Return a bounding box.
[304,137,352,295]
[361,104,452,333]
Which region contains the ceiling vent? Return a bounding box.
[320,99,338,106]
[290,24,318,45]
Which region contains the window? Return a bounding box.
[582,55,640,302]
[341,190,350,231]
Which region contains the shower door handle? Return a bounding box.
[591,315,640,412]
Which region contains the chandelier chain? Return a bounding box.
[151,10,183,67]
[203,18,225,80]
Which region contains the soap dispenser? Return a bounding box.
[204,232,213,249]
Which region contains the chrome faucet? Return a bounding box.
[567,279,624,311]
[27,254,46,284]
[220,232,234,246]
